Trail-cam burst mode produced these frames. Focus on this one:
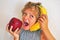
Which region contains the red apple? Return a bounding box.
[8,17,22,32]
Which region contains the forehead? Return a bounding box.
[23,8,38,16]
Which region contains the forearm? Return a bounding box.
[41,31,47,40]
[14,36,20,40]
[42,28,55,40]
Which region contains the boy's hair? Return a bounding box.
[22,2,41,19]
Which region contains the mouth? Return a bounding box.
[23,22,29,26]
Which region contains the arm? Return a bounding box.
[41,31,47,40]
[42,28,55,40]
[6,25,20,40]
[39,15,55,40]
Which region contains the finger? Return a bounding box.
[10,26,13,31]
[9,26,13,34]
[6,24,9,32]
[42,15,46,21]
[40,15,48,22]
[42,14,48,19]
[17,29,20,34]
[39,17,44,22]
[14,28,19,33]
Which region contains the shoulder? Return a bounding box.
[20,29,41,40]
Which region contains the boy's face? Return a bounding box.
[22,8,38,30]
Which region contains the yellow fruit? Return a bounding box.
[29,5,47,32]
[30,22,40,32]
[39,5,47,15]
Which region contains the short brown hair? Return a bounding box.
[22,2,41,19]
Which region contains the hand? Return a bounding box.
[39,15,55,40]
[38,14,48,31]
[6,24,20,38]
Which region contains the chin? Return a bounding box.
[22,26,30,30]
[24,28,29,30]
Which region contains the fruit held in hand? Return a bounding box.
[8,17,22,31]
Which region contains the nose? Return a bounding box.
[24,15,29,20]
[24,15,29,22]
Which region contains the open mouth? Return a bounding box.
[23,22,29,26]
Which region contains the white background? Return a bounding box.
[0,0,60,40]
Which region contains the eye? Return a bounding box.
[30,15,34,18]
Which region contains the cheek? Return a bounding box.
[29,18,36,26]
[22,16,25,21]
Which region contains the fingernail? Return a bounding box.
[11,26,13,28]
